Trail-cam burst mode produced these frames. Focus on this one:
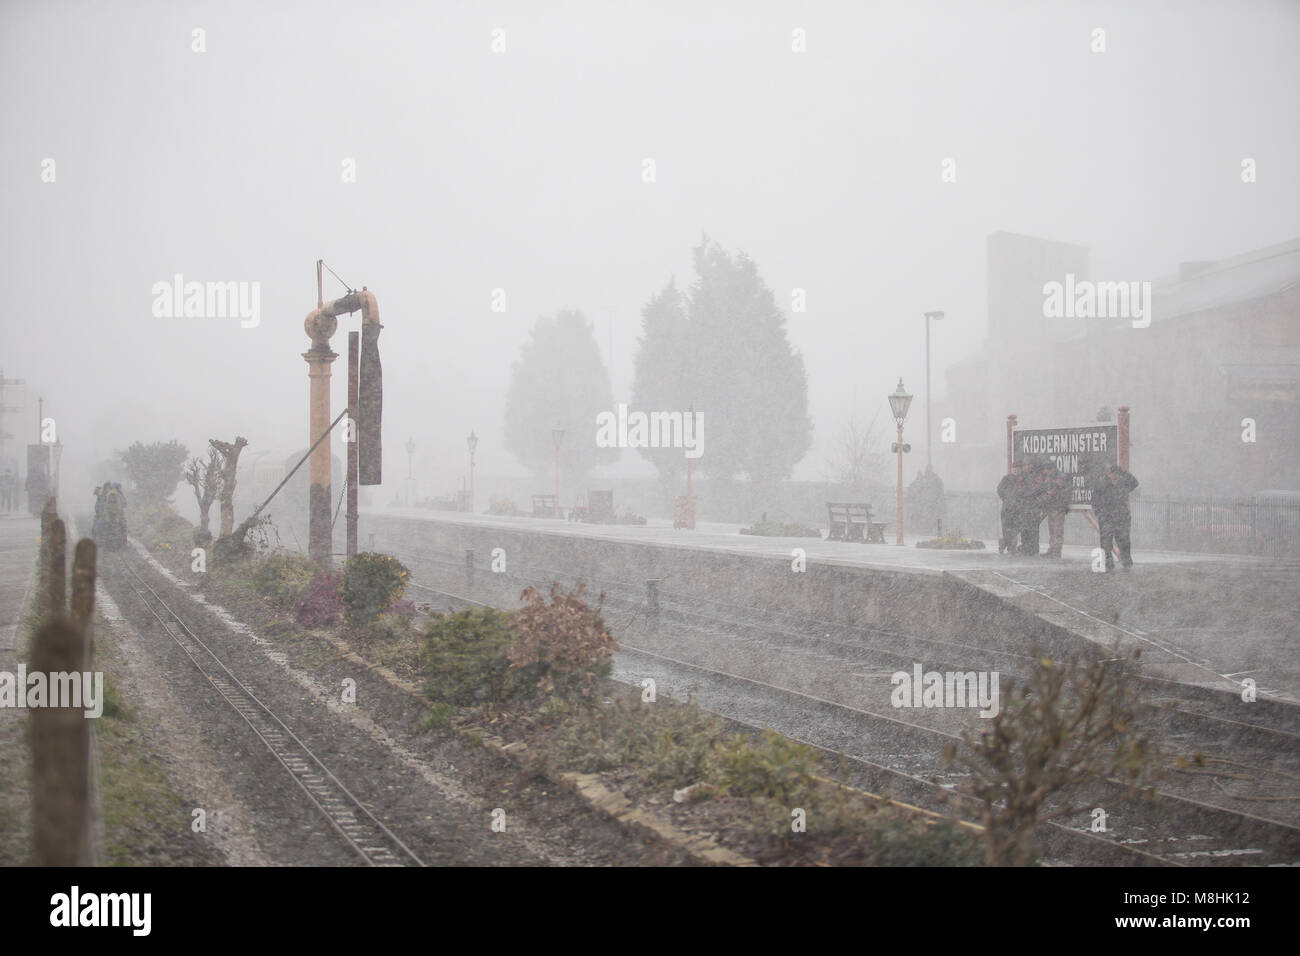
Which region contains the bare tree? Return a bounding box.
[828,408,886,494]
[209,436,248,537]
[184,447,223,545]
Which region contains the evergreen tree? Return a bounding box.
[504,309,618,478]
[631,236,812,484]
[119,440,189,504]
[630,279,691,494]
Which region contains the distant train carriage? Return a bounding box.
[93,483,128,551]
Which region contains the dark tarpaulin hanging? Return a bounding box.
[358,319,383,485]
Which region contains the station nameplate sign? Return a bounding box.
[1012,424,1118,507]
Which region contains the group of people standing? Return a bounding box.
[997,458,1139,569]
[997,458,1070,557]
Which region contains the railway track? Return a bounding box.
[115,552,425,867]
[401,547,1300,866]
[406,576,1169,865]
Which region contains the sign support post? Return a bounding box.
[1005,414,1017,473]
[1118,405,1130,470]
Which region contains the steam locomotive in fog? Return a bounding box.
[92,483,128,551]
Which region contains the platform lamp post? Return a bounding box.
[685,404,696,525]
[405,437,415,507]
[466,430,478,513]
[552,423,565,518]
[924,311,943,468]
[888,379,913,546]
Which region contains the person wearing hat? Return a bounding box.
[1038,459,1070,557]
[1017,458,1047,556]
[996,459,1025,555]
[1088,463,1139,570]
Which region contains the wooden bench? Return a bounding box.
[532,494,560,518]
[826,502,876,542]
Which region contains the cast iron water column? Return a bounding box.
[304,282,381,564]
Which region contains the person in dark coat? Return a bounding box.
[1088,464,1139,570]
[1039,460,1070,557]
[996,460,1024,555]
[1018,459,1046,555]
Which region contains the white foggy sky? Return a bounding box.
[2,0,1297,493]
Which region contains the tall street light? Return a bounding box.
[888,379,913,546]
[466,430,478,513]
[684,403,696,529]
[924,311,944,468]
[552,423,565,519]
[405,437,415,507]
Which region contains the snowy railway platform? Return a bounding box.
[368,507,1297,705]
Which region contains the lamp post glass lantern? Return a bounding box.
[552,423,564,518]
[888,379,913,545]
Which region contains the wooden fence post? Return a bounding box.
[45,517,66,620]
[70,537,97,663]
[30,618,92,866]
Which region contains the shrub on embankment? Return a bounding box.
[240,550,414,637]
[550,700,983,865]
[340,552,411,629]
[423,607,528,705]
[507,584,615,697]
[294,571,344,628]
[132,503,193,557]
[421,583,615,709]
[549,696,726,787]
[250,554,321,610]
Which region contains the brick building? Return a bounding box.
[933,233,1300,497]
